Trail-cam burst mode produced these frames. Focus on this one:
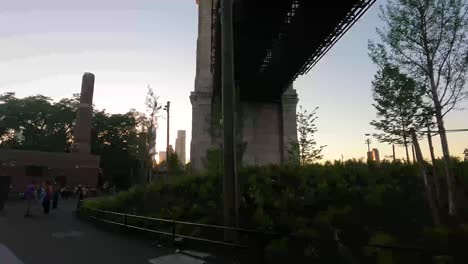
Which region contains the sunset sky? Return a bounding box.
[1,0,467,162]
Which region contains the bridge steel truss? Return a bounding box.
[211,0,376,100]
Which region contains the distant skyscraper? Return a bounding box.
[175,130,186,164]
[372,148,380,163]
[367,148,381,163]
[159,151,167,163]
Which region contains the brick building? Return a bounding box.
[0,150,100,192]
[0,73,100,193]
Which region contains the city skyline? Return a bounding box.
[0,0,466,162]
[175,130,186,165]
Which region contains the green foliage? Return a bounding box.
[143,87,162,183]
[464,149,468,161]
[202,148,223,176]
[369,0,468,114]
[166,152,183,175]
[90,110,142,189]
[370,66,430,162]
[296,106,325,165]
[287,142,300,166]
[84,159,468,262]
[0,93,78,152]
[0,92,147,190]
[370,0,468,218]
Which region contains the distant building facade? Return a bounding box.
[159,151,167,163]
[367,148,380,163]
[372,148,380,163]
[175,130,186,164]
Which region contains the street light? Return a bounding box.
[163,101,170,181]
[364,134,372,152]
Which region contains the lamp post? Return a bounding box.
[365,133,373,162]
[163,101,170,181]
[365,134,372,152]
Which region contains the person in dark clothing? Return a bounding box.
[52,183,59,209]
[42,181,53,214]
[76,185,84,210]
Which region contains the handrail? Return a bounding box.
[84,207,249,249]
[82,206,454,258]
[86,207,270,234]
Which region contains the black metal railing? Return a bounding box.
[80,206,462,264]
[84,207,256,248]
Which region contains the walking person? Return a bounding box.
[24,180,36,217]
[76,184,84,210]
[52,183,59,209]
[42,181,52,214]
[38,183,45,206]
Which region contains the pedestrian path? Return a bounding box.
[0,200,231,264]
[0,199,168,264]
[0,244,23,264]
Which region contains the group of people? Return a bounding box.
[24,181,85,217]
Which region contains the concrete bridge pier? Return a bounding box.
[190,91,216,172]
[240,86,299,166]
[190,0,299,172]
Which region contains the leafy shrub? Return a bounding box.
[82,160,468,261]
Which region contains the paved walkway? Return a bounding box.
[0,199,224,264]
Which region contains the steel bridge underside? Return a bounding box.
[212,0,375,100]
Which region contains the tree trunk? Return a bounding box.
[403,135,410,163]
[427,127,442,207]
[434,108,458,217]
[412,145,416,163]
[411,129,440,226]
[404,143,410,163]
[392,144,396,162]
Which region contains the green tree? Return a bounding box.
[370,66,429,163]
[167,152,183,175]
[464,148,468,161]
[369,0,468,217]
[0,93,78,152]
[0,92,148,190]
[145,87,161,152]
[144,87,162,183]
[90,110,140,189]
[296,106,325,165]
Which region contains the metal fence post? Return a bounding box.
[172,220,176,246]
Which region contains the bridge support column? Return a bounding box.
[281,85,299,163]
[190,92,214,172]
[241,85,298,166]
[190,0,218,172]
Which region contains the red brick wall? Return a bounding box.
[1,166,99,192]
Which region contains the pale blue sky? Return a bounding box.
[0,0,466,161]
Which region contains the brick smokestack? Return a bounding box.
[72,72,95,154]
